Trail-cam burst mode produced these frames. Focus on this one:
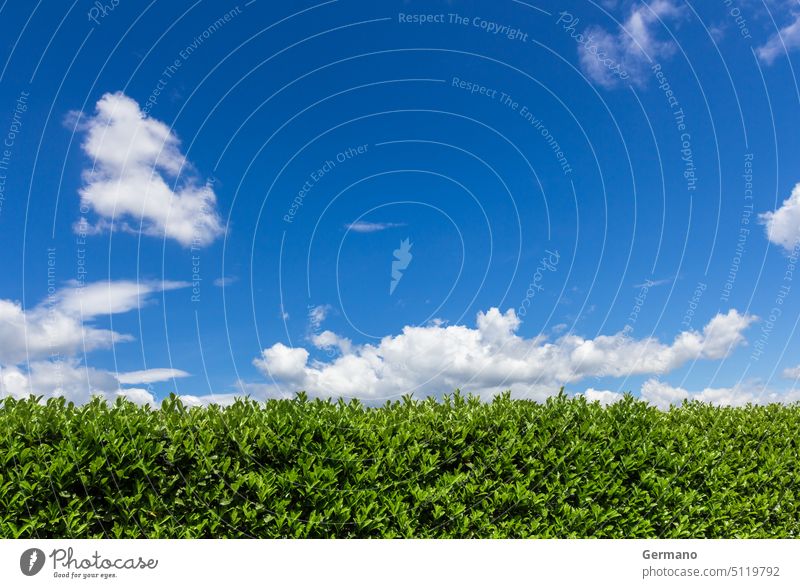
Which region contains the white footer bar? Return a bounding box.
[2,539,796,587]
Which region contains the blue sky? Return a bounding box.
[2,0,800,406]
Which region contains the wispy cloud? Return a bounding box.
[213,276,238,288]
[577,0,684,88]
[781,364,800,379]
[307,304,330,330]
[346,221,405,233]
[116,368,190,385]
[0,280,190,404]
[756,13,800,65]
[633,277,674,288]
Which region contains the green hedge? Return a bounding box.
[1,392,799,538]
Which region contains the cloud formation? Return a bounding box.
[0,280,186,365]
[0,360,156,405]
[578,0,683,88]
[74,92,224,247]
[581,388,626,405]
[639,378,800,409]
[345,221,405,233]
[781,364,800,379]
[759,182,800,253]
[756,13,800,65]
[116,368,190,385]
[0,280,189,404]
[251,306,756,400]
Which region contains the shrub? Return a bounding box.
[1,392,798,538]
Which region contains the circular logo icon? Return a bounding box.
[20,548,46,576]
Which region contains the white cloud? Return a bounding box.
[177,380,292,407]
[74,92,224,247]
[346,221,405,233]
[781,364,800,379]
[213,276,238,287]
[581,388,625,405]
[116,368,190,385]
[756,13,800,65]
[759,182,800,253]
[55,279,187,318]
[254,343,309,381]
[0,360,156,405]
[115,388,157,406]
[310,330,353,354]
[578,0,683,87]
[176,393,252,408]
[0,280,188,404]
[640,378,800,409]
[0,298,128,365]
[0,280,186,364]
[251,307,756,400]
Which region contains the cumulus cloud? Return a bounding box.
[578,0,683,88]
[250,307,756,400]
[640,378,800,409]
[756,13,800,65]
[759,182,800,253]
[310,330,353,354]
[0,280,189,404]
[74,92,224,247]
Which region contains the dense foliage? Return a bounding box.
[1,392,799,538]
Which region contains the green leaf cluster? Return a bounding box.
[1,392,798,538]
